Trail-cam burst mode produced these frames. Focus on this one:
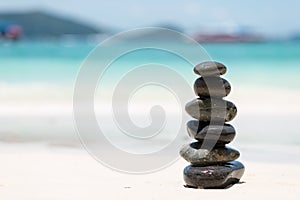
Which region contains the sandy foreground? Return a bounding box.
[0,143,299,200]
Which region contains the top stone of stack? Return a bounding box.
[194,61,227,77]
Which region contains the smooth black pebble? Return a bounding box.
[187,120,236,144]
[183,161,245,189]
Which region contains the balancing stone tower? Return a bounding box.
[180,61,245,189]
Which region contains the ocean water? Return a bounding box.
[0,40,300,146]
[1,41,300,86]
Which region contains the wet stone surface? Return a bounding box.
[194,61,227,77]
[187,120,236,144]
[193,77,231,98]
[185,98,237,122]
[183,161,245,189]
[179,142,240,165]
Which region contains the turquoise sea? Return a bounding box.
[0,40,300,146]
[0,41,300,89]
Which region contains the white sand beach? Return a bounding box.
[0,142,299,200]
[0,84,300,199]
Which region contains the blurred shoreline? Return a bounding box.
[1,41,300,147]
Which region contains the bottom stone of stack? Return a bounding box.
[183,161,245,189]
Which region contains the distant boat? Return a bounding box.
[193,33,264,43]
[0,21,22,40]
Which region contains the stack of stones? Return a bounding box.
[180,61,245,189]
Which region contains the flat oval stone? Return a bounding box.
[183,161,245,189]
[194,77,231,97]
[187,120,236,144]
[185,98,237,122]
[180,142,240,165]
[194,61,227,76]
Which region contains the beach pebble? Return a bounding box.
[185,98,237,122]
[179,142,240,165]
[183,161,245,189]
[187,120,236,144]
[194,61,227,76]
[194,77,231,97]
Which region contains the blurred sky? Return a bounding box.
[0,0,299,36]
